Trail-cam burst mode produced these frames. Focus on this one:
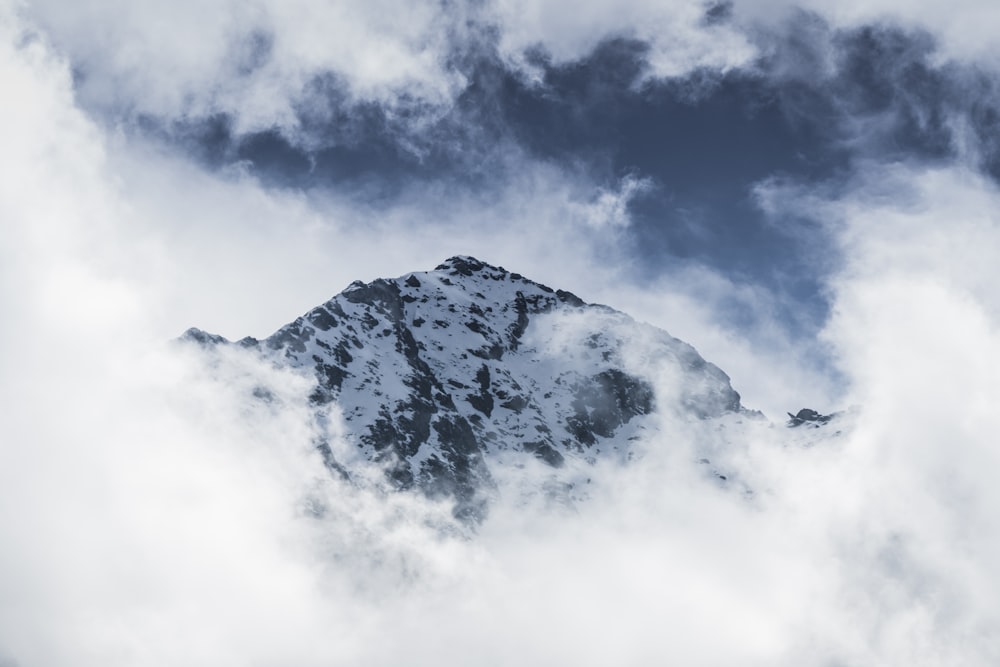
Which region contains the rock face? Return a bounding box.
[185,256,745,520]
[786,408,834,427]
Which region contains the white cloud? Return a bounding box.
[5,3,1000,665]
[746,160,1000,663]
[21,0,466,138]
[600,264,842,420]
[15,0,1000,156]
[739,0,1000,67]
[14,0,758,144]
[575,173,653,229]
[490,0,756,80]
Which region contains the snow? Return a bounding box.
[188,256,842,516]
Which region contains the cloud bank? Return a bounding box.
[3,0,1000,665]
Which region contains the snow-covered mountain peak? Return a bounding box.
[185,256,751,520]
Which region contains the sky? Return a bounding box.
[2,0,1000,665]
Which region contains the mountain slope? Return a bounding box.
[185,256,748,520]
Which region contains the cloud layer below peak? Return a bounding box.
[4,2,1000,664]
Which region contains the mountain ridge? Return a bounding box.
[184,256,752,520]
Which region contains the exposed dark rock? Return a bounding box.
[506,292,530,351]
[556,289,585,307]
[470,342,505,360]
[343,278,405,323]
[500,395,529,412]
[787,408,834,427]
[306,307,339,331]
[181,327,228,346]
[466,365,494,417]
[437,255,486,277]
[567,369,655,444]
[523,440,566,467]
[266,319,311,353]
[314,361,350,397]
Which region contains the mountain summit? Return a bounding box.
[185,256,748,520]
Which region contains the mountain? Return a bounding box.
[184,256,757,521]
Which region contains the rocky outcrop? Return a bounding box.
[786,408,834,427]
